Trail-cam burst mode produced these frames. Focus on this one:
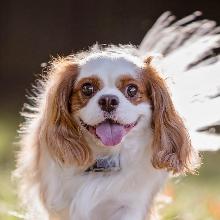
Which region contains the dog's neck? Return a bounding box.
[84,123,153,173]
[39,125,168,220]
[85,154,121,173]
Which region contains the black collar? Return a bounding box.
[85,154,121,173]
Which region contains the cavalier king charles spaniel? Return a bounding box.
[15,45,199,220]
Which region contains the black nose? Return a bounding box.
[98,95,119,112]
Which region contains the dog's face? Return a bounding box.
[73,54,151,147]
[40,46,198,174]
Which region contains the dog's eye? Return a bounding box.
[126,84,138,97]
[81,83,94,96]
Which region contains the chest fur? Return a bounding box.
[41,156,167,220]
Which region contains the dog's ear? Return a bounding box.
[144,56,199,174]
[40,58,92,167]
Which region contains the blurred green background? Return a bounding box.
[0,0,220,219]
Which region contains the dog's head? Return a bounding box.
[40,46,198,174]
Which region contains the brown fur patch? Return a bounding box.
[40,57,92,167]
[142,58,200,174]
[116,74,149,105]
[71,76,103,112]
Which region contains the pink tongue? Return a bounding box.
[96,121,126,146]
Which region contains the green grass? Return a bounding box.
[0,170,18,220]
[0,114,20,220]
[0,114,220,220]
[162,152,220,220]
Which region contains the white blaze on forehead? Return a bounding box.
[78,54,143,86]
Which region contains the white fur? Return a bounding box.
[17,52,168,220]
[44,54,167,220]
[40,126,167,220]
[77,54,147,126]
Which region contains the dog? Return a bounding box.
[15,45,199,220]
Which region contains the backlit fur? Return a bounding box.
[15,45,199,220]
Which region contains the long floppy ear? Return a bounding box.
[40,57,92,167]
[144,57,199,174]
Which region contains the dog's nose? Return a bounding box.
[98,95,119,112]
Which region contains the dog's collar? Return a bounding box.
[85,154,121,173]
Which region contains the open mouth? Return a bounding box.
[80,118,139,147]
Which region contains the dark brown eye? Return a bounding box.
[81,83,94,96]
[126,84,138,97]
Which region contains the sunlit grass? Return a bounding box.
[0,114,20,219]
[0,170,18,220]
[162,152,220,220]
[0,115,220,219]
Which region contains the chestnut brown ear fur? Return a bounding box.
[144,57,199,174]
[40,58,92,167]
